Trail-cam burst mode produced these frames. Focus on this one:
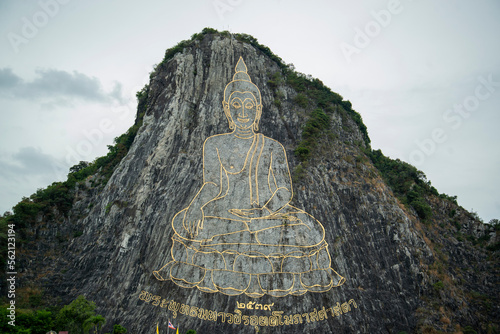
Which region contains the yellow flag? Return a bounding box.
[176,329,179,334]
[156,323,159,334]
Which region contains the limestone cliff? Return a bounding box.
[10,30,499,333]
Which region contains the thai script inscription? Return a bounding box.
[237,301,274,311]
[139,290,357,329]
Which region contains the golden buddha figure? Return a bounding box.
[153,57,345,297]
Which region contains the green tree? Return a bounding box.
[0,308,55,334]
[56,295,100,334]
[25,309,54,334]
[83,314,106,334]
[489,218,500,230]
[69,161,90,174]
[462,326,477,334]
[112,324,127,334]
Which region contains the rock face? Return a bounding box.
[17,32,499,333]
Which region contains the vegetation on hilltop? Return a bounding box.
[368,149,450,220]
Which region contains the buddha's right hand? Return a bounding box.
[182,207,204,238]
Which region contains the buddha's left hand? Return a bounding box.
[229,207,272,219]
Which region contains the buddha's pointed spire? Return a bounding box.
[232,57,252,82]
[235,56,247,73]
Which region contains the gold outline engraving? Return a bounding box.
[153,57,345,297]
[139,290,358,330]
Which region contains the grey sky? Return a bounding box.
[0,0,499,222]
[0,67,124,103]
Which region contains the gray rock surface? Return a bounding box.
[16,32,499,333]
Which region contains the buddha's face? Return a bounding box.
[227,91,260,129]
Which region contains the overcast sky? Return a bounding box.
[1,0,499,222]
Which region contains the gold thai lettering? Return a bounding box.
[270,311,284,326]
[189,306,198,318]
[341,302,350,313]
[208,310,218,322]
[318,306,328,320]
[180,304,189,315]
[293,314,302,324]
[309,308,319,322]
[349,299,358,308]
[233,310,242,325]
[138,290,358,327]
[151,295,161,306]
[237,301,274,311]
[217,312,226,323]
[138,291,150,302]
[249,315,259,327]
[332,302,342,316]
[168,300,180,318]
[159,299,168,308]
[198,308,208,320]
[264,303,274,310]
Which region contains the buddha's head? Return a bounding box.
[223,57,263,131]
